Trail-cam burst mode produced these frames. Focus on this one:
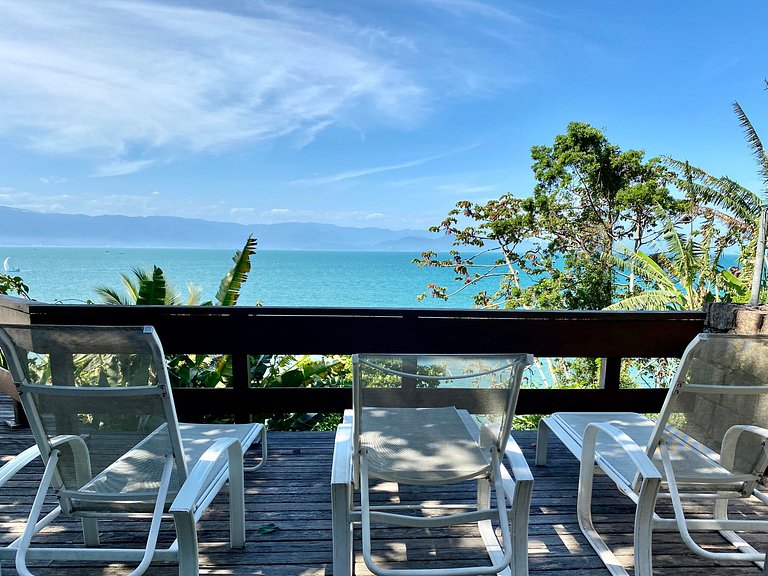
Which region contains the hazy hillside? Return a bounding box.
[0,206,453,251]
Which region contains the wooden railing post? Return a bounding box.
[231,353,251,423]
[599,357,622,390]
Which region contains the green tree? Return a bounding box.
[416,122,678,311]
[416,123,677,391]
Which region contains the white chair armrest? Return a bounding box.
[582,422,661,485]
[170,437,243,515]
[504,435,533,483]
[721,424,768,471]
[0,444,42,487]
[331,422,353,487]
[0,433,92,488]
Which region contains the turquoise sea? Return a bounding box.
[0,247,499,308]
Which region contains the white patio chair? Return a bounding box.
[535,333,768,576]
[0,324,267,576]
[331,353,533,576]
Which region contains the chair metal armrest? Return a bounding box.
[0,444,42,487]
[582,422,661,487]
[170,437,243,515]
[331,422,353,487]
[331,418,355,576]
[721,424,768,471]
[504,434,533,483]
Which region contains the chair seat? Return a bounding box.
[361,406,490,484]
[66,422,264,512]
[550,412,742,491]
[180,422,262,468]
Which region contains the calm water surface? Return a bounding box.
[1,247,498,308]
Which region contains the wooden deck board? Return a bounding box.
[0,398,766,575]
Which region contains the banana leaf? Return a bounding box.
[215,235,257,306]
[136,266,167,305]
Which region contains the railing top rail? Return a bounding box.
[16,300,705,321]
[0,296,706,357]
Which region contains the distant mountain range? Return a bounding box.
[0,206,454,251]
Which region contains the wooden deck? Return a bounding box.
[1,399,766,575]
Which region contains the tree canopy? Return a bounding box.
[416,122,679,310]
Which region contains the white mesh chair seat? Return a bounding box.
[551,412,743,491]
[69,422,263,512]
[361,407,490,484]
[180,422,262,471]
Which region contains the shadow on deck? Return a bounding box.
[0,406,765,575]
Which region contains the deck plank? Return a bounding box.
[0,395,766,575]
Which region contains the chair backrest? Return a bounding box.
[648,333,768,483]
[0,324,187,511]
[352,354,532,476]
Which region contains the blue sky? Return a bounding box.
[0,1,767,231]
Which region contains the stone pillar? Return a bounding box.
[703,302,768,334]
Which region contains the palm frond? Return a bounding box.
[94,286,130,305]
[608,246,674,289]
[733,101,768,191]
[215,235,257,306]
[164,283,184,306]
[604,289,682,311]
[185,283,205,306]
[119,271,142,302]
[664,156,760,219]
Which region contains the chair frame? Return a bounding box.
[0,324,267,576]
[332,353,533,576]
[536,333,768,576]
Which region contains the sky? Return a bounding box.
[0,1,767,232]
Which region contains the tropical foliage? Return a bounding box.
[250,355,350,431]
[0,274,29,299]
[607,206,748,310]
[609,93,768,311]
[415,122,680,312]
[93,235,351,429]
[415,122,680,388]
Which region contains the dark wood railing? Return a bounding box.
[0,296,706,423]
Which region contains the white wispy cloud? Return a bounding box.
[0,0,431,172]
[0,0,531,185]
[0,186,168,217]
[39,176,68,185]
[290,143,482,185]
[91,159,156,178]
[419,0,522,23]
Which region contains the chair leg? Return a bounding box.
[174,511,200,576]
[577,455,632,576]
[81,518,100,547]
[535,419,549,466]
[332,481,354,576]
[503,468,532,576]
[243,423,268,472]
[228,442,246,549]
[633,478,661,576]
[16,449,61,576]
